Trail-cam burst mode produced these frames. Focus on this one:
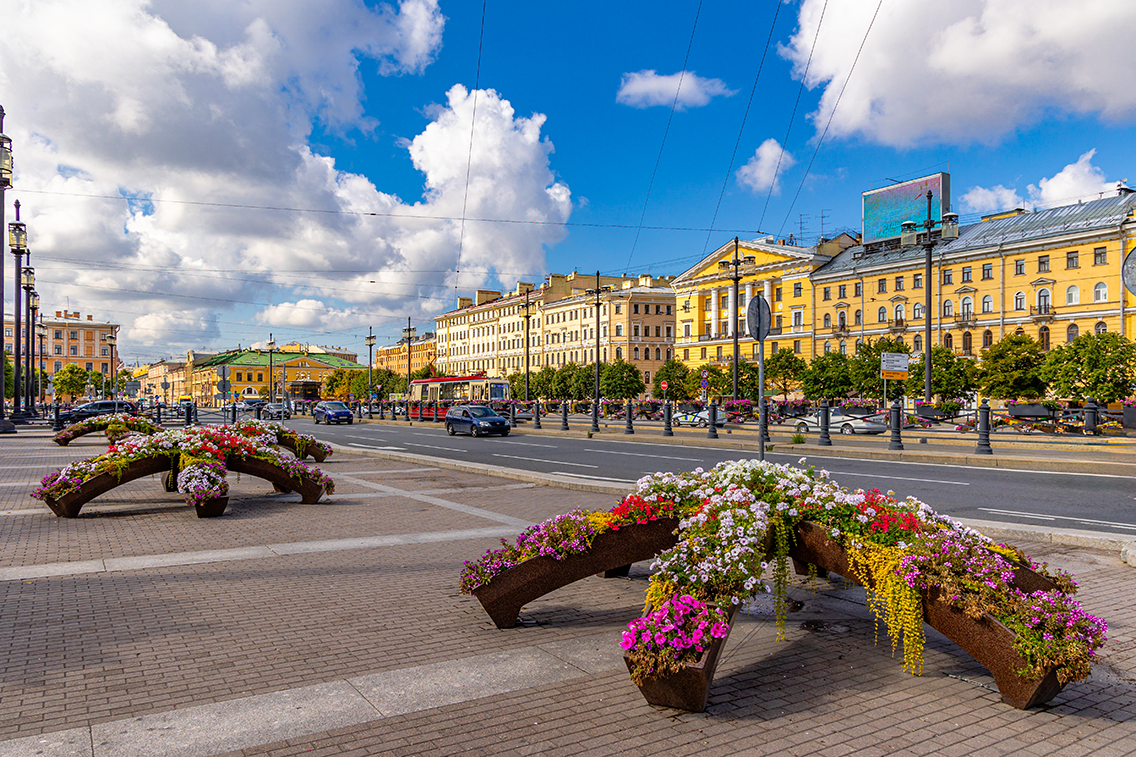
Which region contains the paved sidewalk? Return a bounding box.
[0,432,1134,756]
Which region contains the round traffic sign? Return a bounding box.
[700,369,708,379]
[660,380,668,391]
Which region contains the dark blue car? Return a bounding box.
[313,400,353,425]
[445,405,510,437]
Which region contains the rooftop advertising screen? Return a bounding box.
[862,173,951,245]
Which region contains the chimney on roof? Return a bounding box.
[56,311,62,317]
[87,315,93,321]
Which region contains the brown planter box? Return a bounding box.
[1124,406,1136,430]
[624,604,739,712]
[227,456,327,504]
[40,456,175,517]
[788,520,1065,709]
[195,496,229,518]
[1007,404,1056,418]
[473,517,680,628]
[275,437,329,463]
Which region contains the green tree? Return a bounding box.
[651,360,692,400]
[323,368,353,400]
[506,371,526,400]
[52,363,89,402]
[3,355,12,399]
[905,346,979,402]
[571,363,599,400]
[977,333,1047,401]
[601,359,646,399]
[849,337,910,401]
[551,363,581,400]
[765,350,807,398]
[800,352,853,401]
[370,367,406,397]
[531,366,557,399]
[1040,332,1136,403]
[683,364,727,399]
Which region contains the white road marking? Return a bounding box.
[347,443,406,451]
[549,471,638,484]
[496,440,560,449]
[492,454,597,469]
[583,448,701,462]
[402,442,469,453]
[979,507,1136,531]
[825,470,970,486]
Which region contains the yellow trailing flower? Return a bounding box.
[644,577,677,614]
[586,510,616,535]
[846,540,925,675]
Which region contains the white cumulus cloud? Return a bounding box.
[616,70,735,110]
[960,150,1118,214]
[782,0,1136,146]
[737,139,796,194]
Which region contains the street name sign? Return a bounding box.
[880,352,910,380]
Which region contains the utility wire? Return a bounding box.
[453,0,489,291]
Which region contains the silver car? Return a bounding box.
[788,409,888,435]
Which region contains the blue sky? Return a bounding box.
[2,0,1134,363]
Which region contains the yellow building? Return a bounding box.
[373,333,437,376]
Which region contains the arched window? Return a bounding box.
[1094,282,1108,302]
[824,313,832,328]
[981,295,993,313]
[983,329,993,348]
[962,331,973,353]
[838,311,846,327]
[855,339,863,353]
[1095,321,1108,335]
[839,341,847,355]
[1038,325,1050,351]
[895,304,905,323]
[633,347,640,360]
[655,347,661,360]
[944,332,953,349]
[1067,323,1079,342]
[855,309,862,325]
[1066,286,1080,305]
[1037,288,1051,312]
[824,341,831,353]
[877,306,887,322]
[943,299,954,317]
[615,347,623,360]
[913,302,923,319]
[1014,292,1025,310]
[961,296,974,316]
[913,334,922,351]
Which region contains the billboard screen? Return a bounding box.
[862,173,950,245]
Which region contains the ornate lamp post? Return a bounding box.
[35,319,46,408]
[402,319,416,420]
[519,288,535,402]
[105,333,117,401]
[717,237,749,401]
[266,334,275,402]
[26,289,38,414]
[365,327,376,402]
[586,271,611,433]
[0,106,13,429]
[9,203,27,419]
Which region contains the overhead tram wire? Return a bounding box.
[758,0,828,230]
[623,0,704,276]
[777,0,884,237]
[699,0,785,256]
[453,0,488,292]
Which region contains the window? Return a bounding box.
[683,323,691,338]
[632,324,639,337]
[961,296,973,316]
[776,315,783,329]
[1094,247,1107,265]
[895,276,904,291]
[684,349,690,360]
[982,263,993,280]
[655,347,661,360]
[913,334,922,351]
[963,331,973,353]
[616,347,623,360]
[942,269,953,285]
[101,347,109,357]
[944,332,953,349]
[54,329,62,339]
[70,345,78,356]
[633,304,639,314]
[771,342,779,354]
[85,362,93,371]
[54,361,62,372]
[657,325,663,337]
[716,346,722,359]
[700,347,707,359]
[793,340,802,354]
[70,330,79,340]
[1014,292,1025,310]
[614,304,621,314]
[943,300,954,317]
[666,305,672,314]
[54,344,63,354]
[633,347,640,360]
[854,281,862,297]
[644,371,650,383]
[961,267,972,283]
[982,295,993,313]
[775,287,783,302]
[1067,324,1079,342]
[912,273,922,289]
[839,341,847,355]
[1014,259,1025,275]
[913,303,923,319]
[1037,289,1051,311]
[1066,286,1079,305]
[877,306,887,322]
[838,284,847,299]
[824,342,831,354]
[823,287,831,301]
[1039,326,1050,351]
[1094,282,1108,302]
[235,372,243,382]
[823,313,832,328]
[877,279,887,294]
[792,311,803,328]
[1095,322,1108,335]
[1038,255,1050,272]
[257,373,263,382]
[1067,251,1079,268]
[615,324,623,336]
[854,309,862,325]
[793,282,802,297]
[895,304,905,322]
[983,330,993,348]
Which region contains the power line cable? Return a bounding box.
[453,0,489,291]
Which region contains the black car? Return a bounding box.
[58,400,139,425]
[263,402,291,420]
[445,405,510,437]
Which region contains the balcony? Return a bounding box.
[887,318,907,334]
[1030,305,1057,322]
[831,323,850,337]
[954,313,977,329]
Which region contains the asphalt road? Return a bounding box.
[285,416,1136,537]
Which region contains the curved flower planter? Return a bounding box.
[473,517,680,629]
[226,456,327,504]
[53,417,156,447]
[788,520,1064,709]
[624,604,739,712]
[275,437,330,463]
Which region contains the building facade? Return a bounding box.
[373,333,437,376]
[3,310,121,380]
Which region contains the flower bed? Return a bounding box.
[53,413,159,446]
[460,459,1105,711]
[32,424,335,517]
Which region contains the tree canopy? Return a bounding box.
[849,337,910,401]
[800,352,853,401]
[1040,332,1136,403]
[904,346,979,402]
[765,350,807,398]
[601,359,646,400]
[977,333,1047,401]
[52,364,89,402]
[651,360,692,400]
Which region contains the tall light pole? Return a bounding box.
[9,200,27,419]
[36,319,46,408]
[718,237,745,400]
[0,106,12,429]
[519,288,535,401]
[266,334,275,402]
[586,271,611,433]
[402,319,416,419]
[902,195,958,403]
[26,289,38,413]
[106,333,117,401]
[365,327,376,403]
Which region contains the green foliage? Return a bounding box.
[506,371,526,400]
[530,366,557,399]
[683,364,727,399]
[370,367,406,396]
[765,349,807,399]
[904,346,979,401]
[571,363,600,400]
[977,334,1047,400]
[551,363,582,400]
[849,338,910,401]
[52,363,89,402]
[601,359,646,400]
[3,355,11,399]
[1040,332,1136,403]
[651,359,691,400]
[800,352,853,401]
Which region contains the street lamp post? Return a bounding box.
[36,319,46,408]
[0,106,12,428]
[902,194,958,403]
[26,289,38,414]
[9,200,27,419]
[365,327,376,411]
[586,271,611,433]
[519,288,535,402]
[106,333,117,401]
[717,237,747,401]
[266,334,275,403]
[402,319,416,421]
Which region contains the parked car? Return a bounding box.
[312,400,353,425]
[786,409,889,435]
[263,402,291,420]
[673,408,725,428]
[445,405,510,437]
[57,400,139,425]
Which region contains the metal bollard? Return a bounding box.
[185,405,192,428]
[819,399,832,446]
[368,401,373,420]
[509,403,517,428]
[533,401,542,430]
[255,405,262,420]
[562,402,570,431]
[975,399,993,455]
[888,399,904,451]
[707,401,719,439]
[663,402,673,437]
[232,403,238,424]
[52,402,63,432]
[760,397,771,444]
[625,399,634,434]
[156,405,162,426]
[379,402,385,420]
[1085,397,1099,435]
